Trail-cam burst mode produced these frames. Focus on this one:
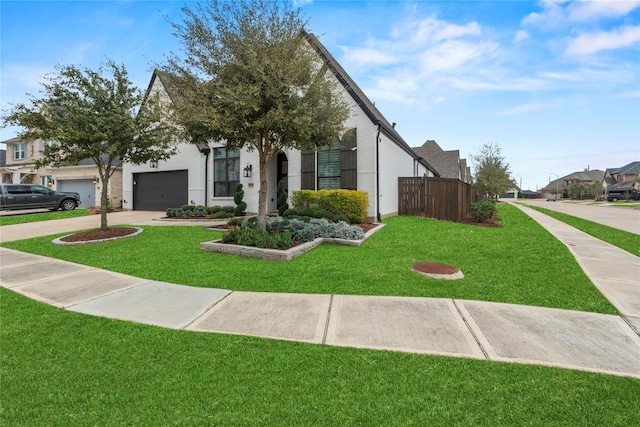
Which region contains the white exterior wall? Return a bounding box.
[124,66,433,218]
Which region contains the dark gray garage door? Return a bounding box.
[133,170,188,211]
[57,179,95,208]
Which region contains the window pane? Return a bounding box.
[213,147,240,197]
[317,139,340,190]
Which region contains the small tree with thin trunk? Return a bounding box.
[2,61,179,230]
[163,0,349,229]
[470,142,515,198]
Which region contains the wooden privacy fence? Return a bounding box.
[398,177,478,222]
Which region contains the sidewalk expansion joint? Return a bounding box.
[321,294,334,345]
[452,299,489,360]
[183,290,234,330]
[620,314,640,337]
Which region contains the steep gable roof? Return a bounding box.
[610,161,640,176]
[412,140,467,181]
[303,31,438,176]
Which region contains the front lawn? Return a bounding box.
[2,289,638,426]
[0,208,90,225]
[1,203,617,314]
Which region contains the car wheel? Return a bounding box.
[612,197,619,202]
[60,200,77,211]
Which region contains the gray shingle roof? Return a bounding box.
[412,140,464,180]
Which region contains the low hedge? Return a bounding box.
[291,189,368,223]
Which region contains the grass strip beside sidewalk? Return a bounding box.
[525,204,640,257]
[1,289,638,426]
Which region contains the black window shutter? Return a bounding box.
[340,128,357,190]
[301,150,316,190]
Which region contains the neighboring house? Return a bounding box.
[0,136,123,208]
[541,168,605,199]
[123,32,439,221]
[603,161,640,196]
[412,140,472,184]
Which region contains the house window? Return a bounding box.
[12,143,26,160]
[213,147,240,197]
[317,139,341,190]
[39,140,57,153]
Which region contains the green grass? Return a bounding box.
[0,208,90,225]
[2,203,617,314]
[2,289,638,426]
[526,205,640,257]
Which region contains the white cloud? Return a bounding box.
[341,46,397,67]
[411,16,482,43]
[612,90,640,99]
[419,40,498,74]
[567,0,640,22]
[522,0,569,29]
[514,30,530,43]
[565,25,640,55]
[522,0,640,28]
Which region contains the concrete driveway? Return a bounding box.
[516,199,640,235]
[0,210,216,244]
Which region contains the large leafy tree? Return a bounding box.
[2,61,179,230]
[470,142,515,198]
[163,0,349,229]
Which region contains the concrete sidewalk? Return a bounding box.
[1,208,639,378]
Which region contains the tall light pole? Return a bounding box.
[550,173,559,199]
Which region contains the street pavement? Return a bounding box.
[1,207,639,378]
[522,198,640,235]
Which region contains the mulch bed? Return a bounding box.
[457,214,502,227]
[60,228,139,242]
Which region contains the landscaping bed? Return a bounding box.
[201,222,385,261]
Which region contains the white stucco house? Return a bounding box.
[123,32,438,222]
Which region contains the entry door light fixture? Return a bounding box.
[243,163,253,178]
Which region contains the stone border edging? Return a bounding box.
[52,227,144,246]
[200,223,386,261]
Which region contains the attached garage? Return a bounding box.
[133,170,188,211]
[57,179,95,208]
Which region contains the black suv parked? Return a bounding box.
[0,184,81,211]
[604,189,640,202]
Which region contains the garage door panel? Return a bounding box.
[57,180,95,208]
[133,170,188,211]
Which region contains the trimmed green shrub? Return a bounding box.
[277,179,288,216]
[234,183,247,217]
[184,209,193,218]
[165,208,176,218]
[181,204,197,211]
[291,189,368,223]
[222,227,293,249]
[175,208,184,217]
[470,199,497,223]
[206,206,222,215]
[212,211,234,219]
[193,206,207,217]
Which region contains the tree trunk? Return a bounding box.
[257,154,268,230]
[100,175,109,230]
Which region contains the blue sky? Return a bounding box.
[2,0,639,191]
